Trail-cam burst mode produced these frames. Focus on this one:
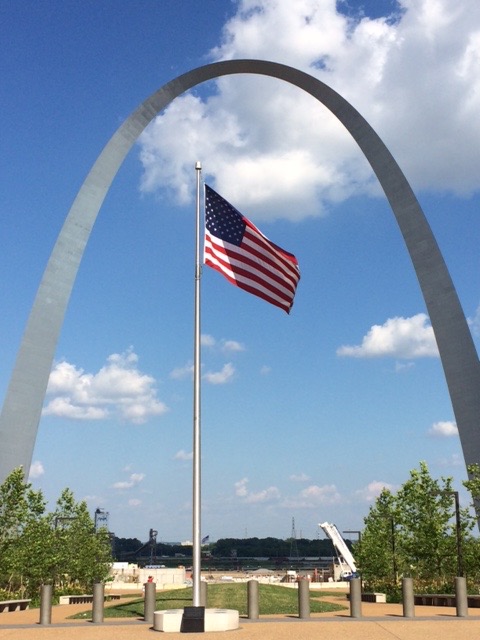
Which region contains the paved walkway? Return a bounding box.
[1,594,480,639]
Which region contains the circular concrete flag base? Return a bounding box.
[153,608,239,633]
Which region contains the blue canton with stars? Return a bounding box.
[205,185,246,247]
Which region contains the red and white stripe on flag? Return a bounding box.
[204,185,300,313]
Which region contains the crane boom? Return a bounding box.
[319,521,357,577]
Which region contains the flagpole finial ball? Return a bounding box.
[195,161,201,170]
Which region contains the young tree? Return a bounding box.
[462,463,480,519]
[52,489,112,591]
[460,463,480,583]
[355,488,399,589]
[357,462,477,595]
[0,470,112,599]
[398,462,464,589]
[0,467,47,595]
[15,513,55,595]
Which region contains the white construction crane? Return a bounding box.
[319,521,358,580]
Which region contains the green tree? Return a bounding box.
[15,513,55,595]
[356,488,399,589]
[51,489,112,591]
[0,469,112,599]
[357,462,478,596]
[395,462,457,587]
[460,463,480,583]
[0,468,47,596]
[462,463,480,518]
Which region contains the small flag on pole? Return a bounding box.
[204,185,300,313]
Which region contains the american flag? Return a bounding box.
[204,185,300,313]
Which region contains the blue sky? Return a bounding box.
[2,0,480,543]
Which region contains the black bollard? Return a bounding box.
[247,580,259,619]
[39,584,52,625]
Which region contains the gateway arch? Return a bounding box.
[1,59,479,483]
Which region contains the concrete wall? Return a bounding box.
[108,563,186,591]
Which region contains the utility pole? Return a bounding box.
[289,517,299,563]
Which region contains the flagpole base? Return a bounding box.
[153,608,239,633]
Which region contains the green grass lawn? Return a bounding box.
[71,584,346,619]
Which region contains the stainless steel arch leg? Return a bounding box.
[1,60,478,496]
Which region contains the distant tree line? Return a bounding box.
[113,537,194,560]
[113,534,336,563]
[211,536,335,558]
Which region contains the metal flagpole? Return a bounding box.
[192,161,202,607]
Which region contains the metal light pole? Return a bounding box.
[372,516,397,584]
[343,530,361,573]
[434,490,463,578]
[390,517,397,585]
[343,530,362,544]
[453,491,464,577]
[446,491,463,577]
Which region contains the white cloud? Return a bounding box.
[282,484,342,508]
[169,362,194,380]
[174,449,193,461]
[395,361,415,373]
[203,362,235,384]
[201,334,216,347]
[170,338,243,382]
[29,460,44,480]
[355,480,395,502]
[234,477,280,503]
[202,334,244,353]
[337,313,438,359]
[437,453,463,467]
[260,365,272,375]
[289,472,310,482]
[112,472,145,490]
[428,420,458,438]
[235,477,346,510]
[221,340,245,353]
[42,397,109,420]
[43,349,168,424]
[128,499,142,507]
[245,486,281,504]
[138,0,480,220]
[235,477,249,497]
[113,481,135,490]
[468,304,480,337]
[300,484,342,505]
